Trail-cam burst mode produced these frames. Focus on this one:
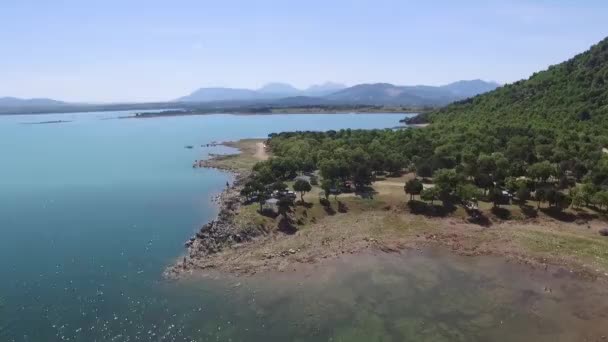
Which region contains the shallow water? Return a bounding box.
[175,249,608,342]
[1,111,606,341]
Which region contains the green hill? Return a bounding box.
[423,37,608,133]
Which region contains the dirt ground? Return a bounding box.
[179,140,608,282]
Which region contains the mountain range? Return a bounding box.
[0,97,66,107]
[176,82,347,102]
[0,79,499,114]
[176,80,500,106]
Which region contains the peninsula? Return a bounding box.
[167,37,608,281]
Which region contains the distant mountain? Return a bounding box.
[257,82,300,95]
[177,82,345,102]
[304,82,347,96]
[325,80,499,106]
[440,80,501,98]
[178,80,497,105]
[0,97,66,107]
[325,83,432,106]
[176,88,260,102]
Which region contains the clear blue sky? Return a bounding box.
[1,0,607,103]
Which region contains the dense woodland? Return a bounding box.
[242,37,608,215]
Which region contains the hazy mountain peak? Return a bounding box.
[175,80,499,105]
[305,82,347,93]
[0,97,66,107]
[257,83,300,94]
[440,80,501,97]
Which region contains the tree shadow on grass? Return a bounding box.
[319,198,337,215]
[571,208,599,222]
[520,204,538,219]
[407,200,455,218]
[337,200,349,213]
[540,207,576,222]
[491,207,512,220]
[355,186,378,199]
[324,205,337,216]
[465,209,492,227]
[297,201,314,208]
[259,208,278,218]
[278,217,297,235]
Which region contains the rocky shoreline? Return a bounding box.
[164,170,252,279]
[163,141,608,282]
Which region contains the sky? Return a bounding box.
[1,0,608,103]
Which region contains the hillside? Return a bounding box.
[177,82,347,102]
[0,97,66,107]
[423,37,608,131]
[177,80,498,106]
[324,83,436,106]
[326,81,498,106]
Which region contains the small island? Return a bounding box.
[21,120,72,125]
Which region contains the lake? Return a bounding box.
[0,111,606,341]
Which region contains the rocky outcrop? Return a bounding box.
[164,172,262,278]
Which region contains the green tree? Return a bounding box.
[433,169,464,203]
[474,173,493,195]
[271,181,288,193]
[457,183,482,205]
[535,188,548,209]
[554,192,572,211]
[404,178,424,201]
[488,187,504,208]
[240,180,259,202]
[352,165,373,190]
[515,184,531,203]
[528,161,556,184]
[320,178,334,200]
[384,153,405,176]
[242,180,267,211]
[277,196,294,218]
[293,179,312,203]
[257,191,270,212]
[421,187,440,205]
[504,177,520,194]
[492,153,510,184]
[319,160,340,181]
[592,191,608,211]
[570,186,584,209]
[580,182,597,207]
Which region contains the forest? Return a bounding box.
[240,37,608,218]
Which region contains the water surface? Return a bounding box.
[1,111,606,341]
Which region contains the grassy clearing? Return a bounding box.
[514,229,608,270]
[204,139,268,171]
[220,173,608,276]
[201,143,608,276]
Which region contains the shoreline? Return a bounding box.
[164,140,264,279]
[163,170,254,279]
[166,140,608,283]
[127,111,413,120]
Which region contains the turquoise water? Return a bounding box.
[1,111,607,341]
[0,111,409,341]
